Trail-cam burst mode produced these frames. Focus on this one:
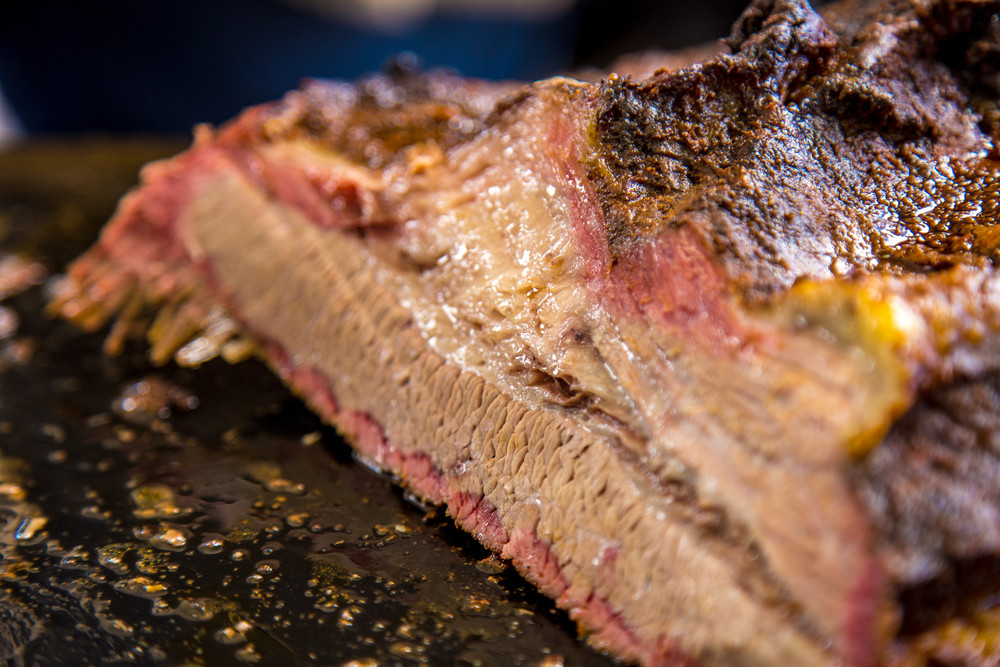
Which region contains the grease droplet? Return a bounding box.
[198,534,225,555]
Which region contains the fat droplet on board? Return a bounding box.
[15,516,48,541]
[114,575,167,598]
[198,534,225,555]
[235,643,262,664]
[150,526,189,551]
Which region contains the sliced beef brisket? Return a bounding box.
[52,0,1000,664]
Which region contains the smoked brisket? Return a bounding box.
[52,0,1000,663]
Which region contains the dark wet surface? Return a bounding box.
[0,140,618,666]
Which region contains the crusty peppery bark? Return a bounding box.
[52,0,1000,664]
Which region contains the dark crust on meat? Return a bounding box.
[589,0,1000,300]
[589,0,837,267]
[250,64,521,169]
[854,372,1000,653]
[855,369,1000,608]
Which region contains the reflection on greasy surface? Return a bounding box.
[0,141,616,666]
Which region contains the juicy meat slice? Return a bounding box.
[51,0,1000,664]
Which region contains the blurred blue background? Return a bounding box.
[0,0,749,135]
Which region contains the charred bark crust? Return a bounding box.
[856,371,1000,590]
[255,66,520,169]
[590,0,1000,297]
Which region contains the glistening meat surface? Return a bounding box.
[53,0,1000,664]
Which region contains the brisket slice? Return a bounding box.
[51,0,1000,663]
